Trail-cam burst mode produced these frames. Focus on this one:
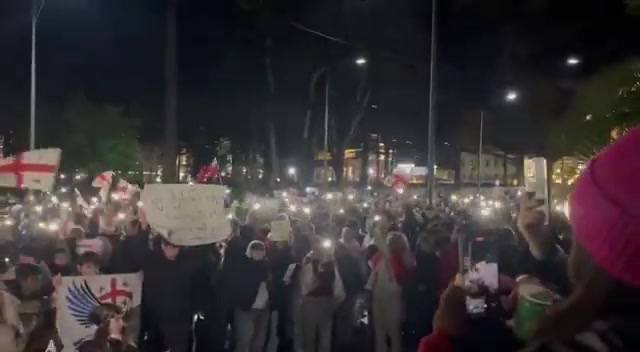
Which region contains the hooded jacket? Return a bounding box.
[232,241,271,310]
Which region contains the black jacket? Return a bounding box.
[268,245,295,311]
[122,228,203,321]
[232,256,271,310]
[334,243,365,296]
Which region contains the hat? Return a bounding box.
[570,128,640,288]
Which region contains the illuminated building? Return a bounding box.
[459,148,518,186]
[343,134,390,182]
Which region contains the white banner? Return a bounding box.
[55,273,142,352]
[142,184,231,246]
[0,148,61,191]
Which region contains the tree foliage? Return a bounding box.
[59,96,140,174]
[549,59,640,161]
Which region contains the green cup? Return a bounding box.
[514,283,555,340]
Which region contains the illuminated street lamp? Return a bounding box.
[305,57,368,187]
[287,167,296,176]
[566,56,581,66]
[505,90,518,102]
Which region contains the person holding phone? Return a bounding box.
[418,128,640,352]
[299,236,345,352]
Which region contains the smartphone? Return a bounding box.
[464,237,499,315]
[524,157,549,224]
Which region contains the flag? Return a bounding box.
[92,171,114,189]
[93,172,139,204]
[56,273,142,352]
[75,189,92,217]
[0,148,61,191]
[197,158,220,183]
[93,171,115,203]
[114,179,139,203]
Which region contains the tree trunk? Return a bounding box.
[503,153,508,186]
[163,0,178,183]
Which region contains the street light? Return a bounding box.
[477,90,518,193]
[566,56,581,66]
[287,167,296,176]
[305,57,367,186]
[29,0,47,150]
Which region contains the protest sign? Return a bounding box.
[1,290,21,332]
[142,184,231,246]
[245,195,284,226]
[246,195,283,213]
[56,273,142,352]
[270,218,291,241]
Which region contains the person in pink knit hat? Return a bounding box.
[419,128,640,352]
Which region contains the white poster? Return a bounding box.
[55,273,142,352]
[270,218,291,241]
[142,184,231,246]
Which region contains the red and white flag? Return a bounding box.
[0,148,61,191]
[115,179,139,203]
[92,171,115,188]
[197,158,220,183]
[93,171,138,203]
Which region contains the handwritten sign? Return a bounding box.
[270,218,291,241]
[245,194,284,225]
[141,184,231,246]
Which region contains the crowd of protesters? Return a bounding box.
[1,128,640,352]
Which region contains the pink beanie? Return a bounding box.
[570,128,640,288]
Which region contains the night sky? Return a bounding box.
[0,0,637,164]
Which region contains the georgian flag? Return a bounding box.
[93,171,115,203]
[115,179,139,203]
[0,148,61,191]
[197,158,220,183]
[92,171,139,203]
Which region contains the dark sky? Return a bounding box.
[0,0,637,160]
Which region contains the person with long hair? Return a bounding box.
[367,212,415,352]
[419,128,640,352]
[78,303,138,352]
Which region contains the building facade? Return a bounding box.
[460,150,518,186]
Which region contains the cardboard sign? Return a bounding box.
[245,195,283,224]
[270,218,291,241]
[141,184,231,246]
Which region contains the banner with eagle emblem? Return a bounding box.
[55,273,143,352]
